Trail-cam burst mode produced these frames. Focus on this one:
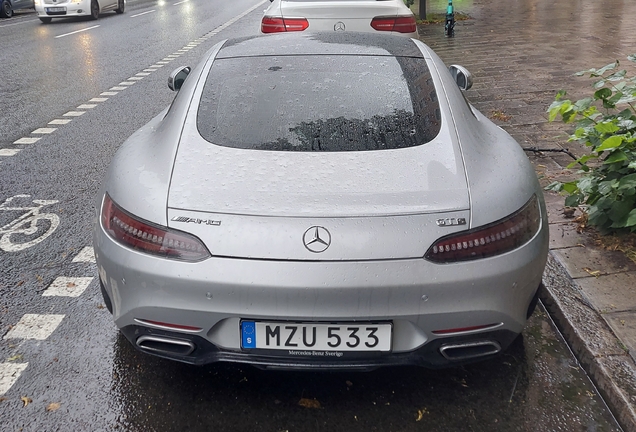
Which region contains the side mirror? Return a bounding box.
[168,66,191,92]
[449,65,473,91]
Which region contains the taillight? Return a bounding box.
[101,194,211,262]
[371,16,417,33]
[425,196,541,263]
[261,16,309,33]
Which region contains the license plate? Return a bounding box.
[46,7,65,12]
[241,321,392,352]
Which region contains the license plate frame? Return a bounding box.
[46,6,65,12]
[240,320,392,353]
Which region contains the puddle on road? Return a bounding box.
[108,305,620,432]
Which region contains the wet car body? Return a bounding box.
[261,0,418,37]
[94,33,549,370]
[34,0,123,23]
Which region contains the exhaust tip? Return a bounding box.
[439,340,501,361]
[137,335,195,356]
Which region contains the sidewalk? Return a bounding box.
[417,0,636,430]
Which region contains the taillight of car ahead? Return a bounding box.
[261,16,309,33]
[101,194,211,262]
[370,16,417,33]
[425,196,542,263]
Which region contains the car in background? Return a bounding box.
[34,0,124,23]
[261,0,418,37]
[94,32,548,370]
[1,0,34,18]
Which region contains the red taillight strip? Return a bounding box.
[261,16,309,33]
[371,16,417,33]
[425,195,541,263]
[101,194,211,262]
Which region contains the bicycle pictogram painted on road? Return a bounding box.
[0,194,60,252]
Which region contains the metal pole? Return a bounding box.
[419,0,426,20]
[444,0,455,37]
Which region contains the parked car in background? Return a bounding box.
[261,0,418,37]
[1,0,34,18]
[94,32,548,370]
[34,0,124,23]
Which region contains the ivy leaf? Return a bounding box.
[565,194,583,207]
[561,181,579,194]
[594,122,620,134]
[607,70,627,81]
[596,135,624,152]
[604,150,628,164]
[627,54,636,63]
[594,88,612,100]
[626,209,636,227]
[617,173,636,191]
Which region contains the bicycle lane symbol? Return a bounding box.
[0,194,60,252]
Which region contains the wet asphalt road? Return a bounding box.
[0,0,625,430]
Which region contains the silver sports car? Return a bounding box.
[94,33,549,370]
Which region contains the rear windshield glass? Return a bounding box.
[197,55,441,152]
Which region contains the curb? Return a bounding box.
[540,252,636,431]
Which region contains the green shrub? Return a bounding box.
[404,0,415,7]
[547,55,636,233]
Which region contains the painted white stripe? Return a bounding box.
[55,25,100,39]
[167,54,180,58]
[63,111,85,117]
[0,149,20,156]
[90,97,109,102]
[150,64,164,68]
[4,314,65,340]
[143,69,157,72]
[157,61,171,64]
[77,104,97,109]
[0,18,40,29]
[119,81,136,86]
[100,92,118,96]
[127,77,144,81]
[32,128,57,134]
[43,276,93,297]
[14,137,40,144]
[131,10,155,18]
[136,72,151,76]
[72,246,96,263]
[174,0,188,5]
[109,86,127,91]
[0,363,28,396]
[49,119,72,125]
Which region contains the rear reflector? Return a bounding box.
[261,16,309,33]
[425,195,541,263]
[432,323,501,335]
[371,16,417,33]
[101,194,211,262]
[135,319,202,332]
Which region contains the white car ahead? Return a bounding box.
[261,0,418,38]
[34,0,124,23]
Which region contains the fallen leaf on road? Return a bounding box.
[21,396,32,407]
[46,402,61,412]
[66,282,76,288]
[298,398,321,409]
[582,267,602,277]
[0,397,7,403]
[7,354,23,362]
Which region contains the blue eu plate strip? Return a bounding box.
[241,321,256,348]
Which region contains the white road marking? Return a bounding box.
[13,137,40,144]
[173,0,188,5]
[72,246,95,263]
[43,276,93,297]
[77,104,97,109]
[55,25,100,39]
[131,10,155,18]
[4,314,65,340]
[0,363,28,396]
[32,128,57,134]
[90,97,108,102]
[63,111,85,117]
[167,54,180,58]
[109,86,127,91]
[49,119,72,125]
[150,64,164,68]
[0,18,39,29]
[119,81,136,86]
[100,91,118,96]
[128,76,144,81]
[136,72,151,76]
[143,69,157,72]
[157,60,171,64]
[0,149,20,156]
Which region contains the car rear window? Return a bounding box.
[197,55,441,152]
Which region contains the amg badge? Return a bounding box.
[171,216,221,226]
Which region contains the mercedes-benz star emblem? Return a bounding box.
[334,22,346,32]
[303,226,331,253]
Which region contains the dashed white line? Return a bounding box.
[42,277,93,298]
[55,25,100,39]
[174,0,189,5]
[131,10,155,18]
[109,86,127,91]
[77,104,96,109]
[0,363,28,396]
[63,111,85,117]
[143,69,157,72]
[136,72,151,76]
[72,246,96,263]
[119,81,136,86]
[127,77,144,81]
[13,137,40,144]
[0,149,20,156]
[32,128,57,134]
[4,314,65,340]
[149,64,164,68]
[100,91,118,96]
[49,119,72,125]
[90,97,108,102]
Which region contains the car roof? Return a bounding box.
[216,32,424,59]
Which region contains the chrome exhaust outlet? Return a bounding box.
[439,341,501,361]
[136,335,195,356]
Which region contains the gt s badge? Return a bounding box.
[171,216,221,226]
